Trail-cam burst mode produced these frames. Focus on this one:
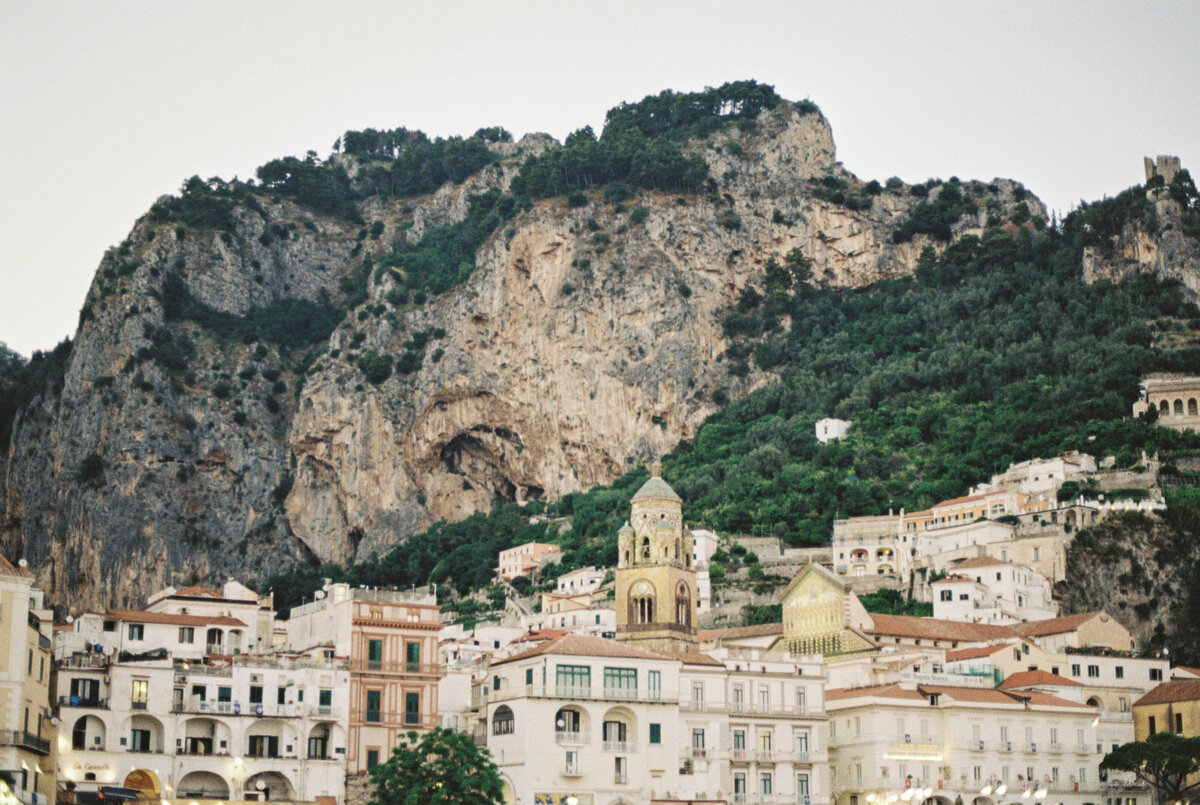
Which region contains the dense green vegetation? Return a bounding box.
[149,176,254,231]
[378,188,525,295]
[340,127,503,198]
[162,274,342,351]
[0,339,72,451]
[267,201,1200,612]
[511,80,788,199]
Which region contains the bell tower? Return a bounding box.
[615,462,698,654]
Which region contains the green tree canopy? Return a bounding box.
[1100,732,1200,803]
[369,728,504,805]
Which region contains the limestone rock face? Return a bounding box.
[1082,200,1200,298]
[0,105,1040,610]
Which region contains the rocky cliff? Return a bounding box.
[0,102,1040,611]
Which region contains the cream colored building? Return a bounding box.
[1132,375,1200,431]
[932,558,1057,625]
[0,556,54,805]
[826,682,1120,805]
[498,543,563,581]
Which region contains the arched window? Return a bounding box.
[493,705,514,736]
[1190,399,1197,416]
[1160,400,1170,413]
[623,551,629,565]
[629,583,655,625]
[72,717,88,750]
[675,582,691,627]
[1175,399,1185,416]
[640,537,650,561]
[675,539,680,560]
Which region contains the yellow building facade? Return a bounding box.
[0,555,55,805]
[614,465,698,654]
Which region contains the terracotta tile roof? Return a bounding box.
[951,557,1009,570]
[1019,691,1094,710]
[0,553,33,578]
[172,585,225,599]
[1010,612,1106,637]
[1173,666,1200,679]
[492,633,673,665]
[932,574,975,586]
[509,629,567,645]
[106,609,248,627]
[826,684,927,702]
[917,685,1025,705]
[934,493,991,507]
[1000,670,1084,689]
[697,622,784,641]
[866,613,1018,643]
[1134,680,1200,706]
[667,651,725,667]
[944,642,1019,662]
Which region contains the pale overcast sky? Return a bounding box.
[2,1,1198,356]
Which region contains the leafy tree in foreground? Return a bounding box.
[1100,733,1200,804]
[369,728,504,805]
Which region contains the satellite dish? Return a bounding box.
[314,590,326,600]
[18,558,28,568]
[67,615,75,624]
[50,717,59,726]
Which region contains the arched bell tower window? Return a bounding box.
[629,580,655,624]
[675,582,691,627]
[640,537,650,561]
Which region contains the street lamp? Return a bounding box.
[565,797,579,805]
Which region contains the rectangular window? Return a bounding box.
[1176,713,1183,734]
[603,667,637,699]
[493,676,500,691]
[759,730,773,754]
[278,687,287,705]
[940,590,953,601]
[128,624,144,641]
[191,684,206,701]
[406,641,420,670]
[565,750,579,774]
[648,670,661,700]
[649,723,661,745]
[319,688,332,707]
[1088,665,1100,678]
[368,639,383,670]
[760,772,773,795]
[131,679,148,709]
[798,774,810,796]
[733,729,745,750]
[248,735,279,758]
[178,627,194,643]
[366,749,380,770]
[365,690,381,723]
[1151,668,1163,681]
[218,686,231,702]
[795,687,806,713]
[1071,664,1081,677]
[556,664,591,696]
[525,668,534,685]
[693,728,706,749]
[405,692,420,725]
[130,728,151,752]
[796,730,810,754]
[1115,666,1124,679]
[249,685,263,704]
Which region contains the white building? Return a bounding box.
[826,682,1126,805]
[56,617,349,803]
[555,568,605,596]
[972,453,1098,502]
[816,418,852,443]
[480,632,829,805]
[932,558,1057,625]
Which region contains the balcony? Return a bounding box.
[205,643,226,655]
[1000,741,1013,752]
[0,731,50,755]
[795,750,811,762]
[731,748,754,762]
[351,660,444,676]
[511,685,676,705]
[1027,742,1038,753]
[58,695,108,709]
[603,741,637,753]
[56,654,110,670]
[1076,744,1090,755]
[365,709,381,723]
[554,731,589,746]
[131,700,148,711]
[1049,742,1063,753]
[561,764,583,778]
[614,773,628,785]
